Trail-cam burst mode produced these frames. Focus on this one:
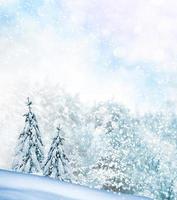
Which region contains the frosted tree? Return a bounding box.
[91,151,136,194]
[43,125,70,181]
[12,97,44,174]
[155,179,176,200]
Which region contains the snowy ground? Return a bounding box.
[0,170,151,200]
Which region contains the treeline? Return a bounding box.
[9,86,177,200]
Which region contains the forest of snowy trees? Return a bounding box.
[4,84,177,200]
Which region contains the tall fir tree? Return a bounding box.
[43,125,70,181]
[12,97,44,174]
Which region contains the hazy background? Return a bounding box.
[0,0,177,168]
[1,0,177,111]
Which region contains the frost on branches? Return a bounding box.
[43,125,70,181]
[12,98,44,174]
[8,85,177,199]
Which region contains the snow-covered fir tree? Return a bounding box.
[43,125,70,181]
[91,152,136,194]
[155,179,176,200]
[8,85,177,199]
[12,97,44,174]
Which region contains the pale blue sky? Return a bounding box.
[0,0,177,112]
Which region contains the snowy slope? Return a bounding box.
[0,170,151,200]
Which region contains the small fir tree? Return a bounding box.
[12,97,44,174]
[43,125,70,181]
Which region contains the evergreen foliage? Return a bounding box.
[12,98,44,173]
[43,125,70,181]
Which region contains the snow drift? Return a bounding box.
[0,169,151,200]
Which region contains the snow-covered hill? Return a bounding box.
[0,170,151,200]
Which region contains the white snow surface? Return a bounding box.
[0,170,151,200]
